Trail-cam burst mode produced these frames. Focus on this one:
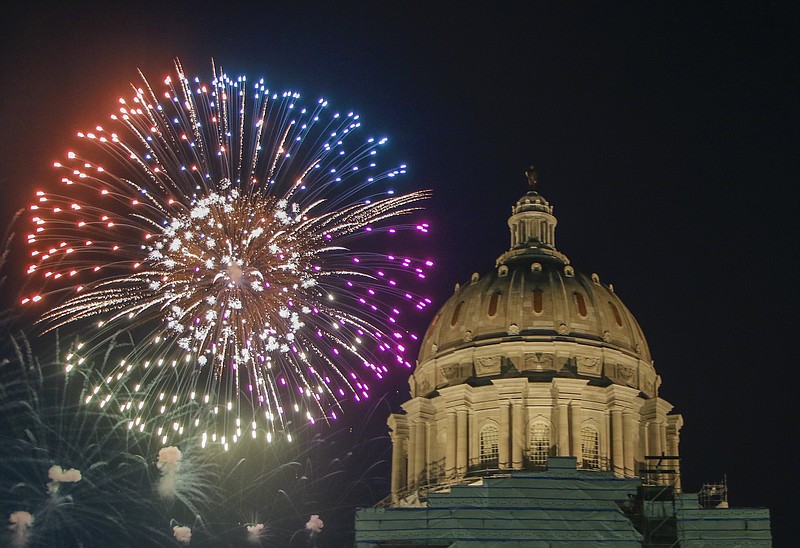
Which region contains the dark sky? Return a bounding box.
[1,1,798,544]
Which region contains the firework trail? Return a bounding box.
[0,331,169,547]
[193,388,398,547]
[3,221,297,547]
[21,59,433,447]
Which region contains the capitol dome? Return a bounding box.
[386,167,683,505]
[416,167,655,398]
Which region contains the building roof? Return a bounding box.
[355,457,773,547]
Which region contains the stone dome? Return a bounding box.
[387,168,680,505]
[412,168,659,398]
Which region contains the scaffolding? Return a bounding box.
[631,455,682,547]
[698,475,728,509]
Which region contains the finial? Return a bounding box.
[525,166,538,191]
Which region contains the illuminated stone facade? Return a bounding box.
[356,169,771,547]
[388,170,683,504]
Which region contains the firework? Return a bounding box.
[0,332,170,547]
[228,403,397,543]
[21,59,432,446]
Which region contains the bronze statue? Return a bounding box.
[525,166,538,190]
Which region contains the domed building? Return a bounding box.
[388,167,681,500]
[355,168,772,547]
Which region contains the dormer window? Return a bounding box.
[533,288,543,313]
[488,291,501,316]
[574,292,587,317]
[451,301,464,326]
[608,302,623,326]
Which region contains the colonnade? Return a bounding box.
[388,380,682,503]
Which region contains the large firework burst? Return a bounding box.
[21,60,432,447]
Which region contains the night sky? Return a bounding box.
[1,2,797,545]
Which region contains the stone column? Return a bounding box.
[570,401,582,465]
[407,421,417,487]
[498,401,510,469]
[557,402,569,456]
[512,402,524,469]
[666,431,679,489]
[647,419,661,457]
[604,410,611,470]
[667,432,678,456]
[414,421,426,485]
[667,414,683,492]
[456,409,468,476]
[623,411,636,476]
[390,432,405,503]
[611,409,624,477]
[446,411,457,478]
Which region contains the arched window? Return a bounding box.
[488,291,501,316]
[574,292,587,317]
[450,301,464,326]
[479,424,499,466]
[529,423,551,467]
[532,288,543,313]
[580,425,600,469]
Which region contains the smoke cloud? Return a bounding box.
[246,523,264,542]
[157,446,183,499]
[47,465,82,494]
[305,514,323,533]
[48,465,82,483]
[8,511,34,547]
[172,524,192,544]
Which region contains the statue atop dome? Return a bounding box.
[525,165,538,190]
